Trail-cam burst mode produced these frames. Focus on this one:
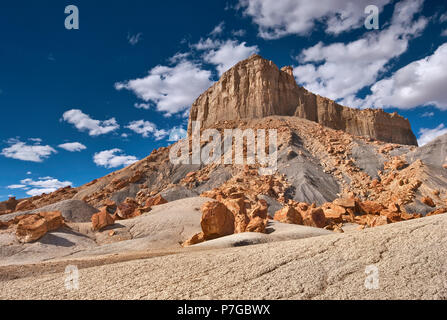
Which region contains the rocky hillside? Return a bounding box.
[188,54,418,146]
[1,55,446,254]
[1,116,445,223]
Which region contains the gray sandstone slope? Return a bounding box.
[406,133,447,167]
[1,213,446,300]
[403,134,447,213]
[0,200,98,223]
[75,118,446,208]
[350,140,386,179]
[277,135,340,205]
[2,116,444,219]
[70,153,234,207]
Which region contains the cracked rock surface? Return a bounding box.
[1,213,445,300]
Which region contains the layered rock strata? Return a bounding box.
[188,54,418,146]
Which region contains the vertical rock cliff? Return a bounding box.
[188,54,418,146]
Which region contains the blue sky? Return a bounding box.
[1,0,446,200]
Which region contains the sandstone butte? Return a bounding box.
[188,54,418,146]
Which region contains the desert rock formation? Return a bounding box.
[188,54,418,146]
[1,55,446,300]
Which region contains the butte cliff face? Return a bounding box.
[188,54,418,146]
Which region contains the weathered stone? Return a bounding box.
[358,201,385,215]
[333,198,356,208]
[421,196,435,207]
[91,207,115,231]
[388,203,401,214]
[246,217,267,233]
[274,206,303,225]
[182,232,205,247]
[223,198,249,233]
[302,208,327,228]
[333,225,344,233]
[380,210,402,223]
[15,199,35,212]
[129,171,143,183]
[368,215,388,227]
[0,210,13,216]
[16,215,48,243]
[201,201,235,240]
[386,158,408,170]
[249,199,268,220]
[426,208,447,216]
[103,199,117,214]
[1,197,18,211]
[116,198,139,219]
[296,203,309,211]
[145,195,168,207]
[322,203,346,222]
[400,212,418,220]
[111,178,128,190]
[39,211,64,231]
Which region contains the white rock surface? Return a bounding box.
[0,213,446,299]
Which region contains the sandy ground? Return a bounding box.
[0,213,446,300]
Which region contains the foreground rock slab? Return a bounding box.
[15,211,65,243]
[1,213,445,300]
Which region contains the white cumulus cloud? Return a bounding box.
[418,124,447,146]
[353,42,447,110]
[202,39,259,76]
[421,111,434,117]
[115,61,213,116]
[93,149,138,169]
[210,22,225,36]
[58,142,87,152]
[238,0,392,39]
[126,120,168,140]
[232,29,246,37]
[440,13,447,23]
[1,139,57,162]
[294,0,427,102]
[7,184,26,189]
[62,109,120,136]
[134,103,150,110]
[192,38,221,50]
[8,177,73,197]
